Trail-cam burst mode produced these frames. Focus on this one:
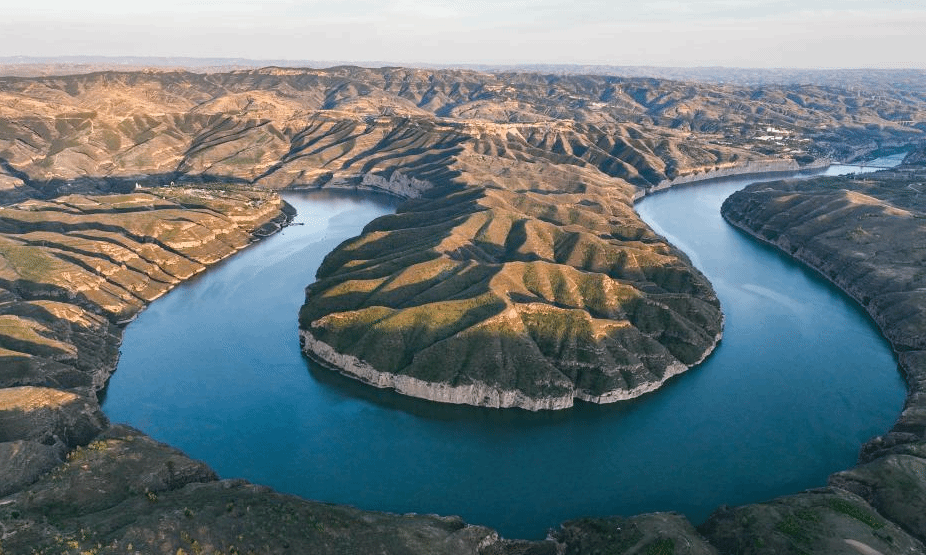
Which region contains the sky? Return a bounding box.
[3,0,925,68]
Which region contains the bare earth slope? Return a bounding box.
[1,67,924,195]
[0,67,925,553]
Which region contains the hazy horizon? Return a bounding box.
[4,1,925,70]
[3,55,926,73]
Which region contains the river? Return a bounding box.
[102,159,906,540]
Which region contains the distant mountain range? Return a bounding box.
[2,55,925,92]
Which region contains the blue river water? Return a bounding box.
[102,158,906,540]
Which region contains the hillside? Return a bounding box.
[1,67,923,193]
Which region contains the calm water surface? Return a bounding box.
[103,160,906,539]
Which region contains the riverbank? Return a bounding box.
[719,154,926,453]
[721,202,926,456]
[634,158,832,201]
[707,151,926,551]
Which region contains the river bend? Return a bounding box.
[103,162,906,539]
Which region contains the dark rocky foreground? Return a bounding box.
[0,67,925,553]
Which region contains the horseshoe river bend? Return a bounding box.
[101,156,907,540]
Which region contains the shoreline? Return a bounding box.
[633,158,832,201]
[96,195,295,395]
[720,193,925,457]
[300,325,724,411]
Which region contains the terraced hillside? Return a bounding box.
[0,186,287,395]
[0,184,291,550]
